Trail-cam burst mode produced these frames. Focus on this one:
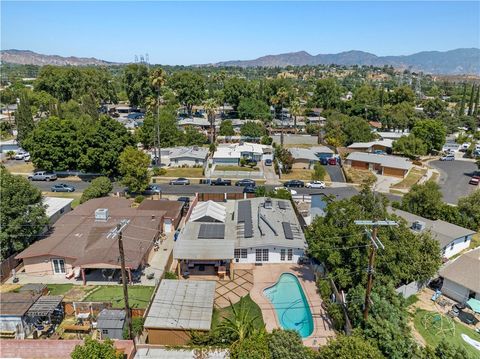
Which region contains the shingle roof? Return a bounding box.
[0,292,40,316]
[16,197,165,270]
[97,309,126,329]
[166,146,209,160]
[289,148,319,162]
[348,139,393,150]
[439,248,480,293]
[144,280,215,331]
[138,199,183,220]
[346,152,412,170]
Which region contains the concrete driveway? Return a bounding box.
[430,160,478,204]
[325,165,345,183]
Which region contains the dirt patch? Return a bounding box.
[63,285,97,301]
[0,284,21,293]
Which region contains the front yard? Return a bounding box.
[215,165,260,172]
[156,167,204,178]
[344,167,376,184]
[281,168,332,182]
[391,167,427,190]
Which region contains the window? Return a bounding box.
[102,329,109,335]
[262,249,269,262]
[241,249,247,258]
[280,249,286,261]
[234,249,241,259]
[255,249,262,262]
[287,249,293,261]
[52,259,65,274]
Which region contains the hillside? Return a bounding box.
[0,49,117,66]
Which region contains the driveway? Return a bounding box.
[325,165,345,183]
[430,160,478,204]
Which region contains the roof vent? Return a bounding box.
[264,198,273,209]
[412,220,425,231]
[95,208,109,222]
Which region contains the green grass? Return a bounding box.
[413,309,480,357]
[212,295,264,330]
[405,294,419,307]
[47,284,74,296]
[83,285,154,309]
[215,165,259,172]
[470,233,480,249]
[391,168,427,189]
[158,167,204,178]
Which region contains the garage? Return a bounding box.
[383,166,407,178]
[346,152,412,179]
[351,160,369,169]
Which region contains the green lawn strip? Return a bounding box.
[47,284,74,296]
[215,165,259,172]
[405,294,419,307]
[83,285,154,309]
[212,294,264,330]
[158,168,204,178]
[391,168,427,189]
[413,309,480,357]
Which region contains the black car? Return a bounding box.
[235,179,256,187]
[284,180,305,188]
[319,157,328,165]
[243,186,257,194]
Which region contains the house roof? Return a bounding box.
[346,152,412,170]
[43,197,73,218]
[289,148,319,162]
[16,197,165,270]
[177,117,210,127]
[213,142,272,159]
[376,131,407,140]
[310,146,335,155]
[348,139,394,150]
[165,146,209,160]
[0,292,41,316]
[26,296,63,317]
[144,280,215,331]
[97,309,126,329]
[189,201,226,223]
[369,121,383,129]
[440,248,480,293]
[138,199,183,220]
[388,208,476,248]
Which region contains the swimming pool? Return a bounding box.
[263,273,314,338]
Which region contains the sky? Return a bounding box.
[1,1,479,65]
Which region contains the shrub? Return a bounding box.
[152,167,166,176]
[80,177,113,204]
[134,195,145,203]
[164,271,178,279]
[312,162,326,181]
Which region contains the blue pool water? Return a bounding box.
[263,273,314,338]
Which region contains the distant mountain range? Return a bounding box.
[1,48,479,75]
[213,48,480,75]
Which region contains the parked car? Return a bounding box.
[306,181,326,189]
[210,178,232,186]
[235,179,256,187]
[469,176,480,186]
[243,185,257,194]
[284,180,304,188]
[14,151,29,160]
[177,196,190,205]
[125,184,161,196]
[28,171,57,181]
[440,154,455,161]
[373,150,386,155]
[169,178,190,185]
[24,154,31,162]
[319,157,328,165]
[264,159,273,166]
[328,157,337,165]
[51,183,75,192]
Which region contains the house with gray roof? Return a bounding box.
[345,152,412,178]
[159,146,208,168]
[389,208,476,259]
[97,309,126,340]
[289,148,319,169]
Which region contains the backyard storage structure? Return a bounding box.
[97,309,126,340]
[144,280,216,345]
[0,292,40,339]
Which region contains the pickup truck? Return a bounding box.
[28,171,57,181]
[210,178,232,186]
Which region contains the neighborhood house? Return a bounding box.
[159,146,208,168]
[213,142,273,165]
[289,148,319,169]
[345,152,412,178]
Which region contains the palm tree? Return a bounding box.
[289,99,303,134]
[203,98,218,143]
[217,297,260,343]
[149,68,166,166]
[271,87,289,147]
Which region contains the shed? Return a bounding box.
[97,309,126,340]
[0,292,40,339]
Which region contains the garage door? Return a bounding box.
[351,160,369,169]
[383,166,406,177]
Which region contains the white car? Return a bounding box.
[306,181,326,189]
[14,151,28,160]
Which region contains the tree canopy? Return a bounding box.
[411,119,446,153]
[71,338,120,359]
[240,121,266,138]
[169,71,206,115]
[80,177,113,204]
[119,146,151,193]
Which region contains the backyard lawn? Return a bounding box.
[212,295,264,330]
[47,284,74,296]
[215,165,259,172]
[391,167,427,189]
[413,309,480,357]
[83,285,154,309]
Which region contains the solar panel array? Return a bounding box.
[198,224,225,239]
[237,201,253,238]
[282,222,294,240]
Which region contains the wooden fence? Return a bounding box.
[0,252,20,283]
[63,301,145,318]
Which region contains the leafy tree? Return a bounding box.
[183,126,207,146]
[399,181,443,219]
[219,119,235,136]
[80,177,113,204]
[275,148,294,174]
[289,99,303,133]
[238,97,271,121]
[123,64,151,107]
[80,93,99,120]
[412,119,446,153]
[223,77,255,110]
[383,102,417,130]
[230,331,270,359]
[218,297,261,344]
[169,71,205,115]
[138,108,183,149]
[388,85,415,105]
[423,98,447,118]
[268,330,314,359]
[433,339,473,359]
[240,121,266,138]
[313,78,342,110]
[457,190,480,231]
[392,134,427,158]
[71,337,120,359]
[15,91,34,146]
[342,116,374,145]
[0,166,48,260]
[467,85,476,116]
[123,317,144,339]
[312,162,326,180]
[118,146,151,194]
[458,83,467,116]
[260,135,273,145]
[317,334,383,359]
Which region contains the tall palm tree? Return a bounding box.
[271,87,289,147]
[218,297,260,343]
[149,68,166,166]
[203,98,218,144]
[289,99,303,134]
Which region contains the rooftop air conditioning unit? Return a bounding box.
[95,208,109,222]
[264,198,273,209]
[412,220,425,232]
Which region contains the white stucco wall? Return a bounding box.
[234,245,304,264]
[442,236,472,259]
[441,278,471,302]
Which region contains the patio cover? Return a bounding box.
[467,298,480,314]
[26,296,63,317]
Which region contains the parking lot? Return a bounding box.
[430,160,478,204]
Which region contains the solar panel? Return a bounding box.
[198,224,225,239]
[278,201,288,210]
[282,222,294,240]
[237,201,253,238]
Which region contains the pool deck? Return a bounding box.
[249,263,335,348]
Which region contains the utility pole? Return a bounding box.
[107,220,134,348]
[280,100,284,148]
[354,220,397,321]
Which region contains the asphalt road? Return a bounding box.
[430,160,478,204]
